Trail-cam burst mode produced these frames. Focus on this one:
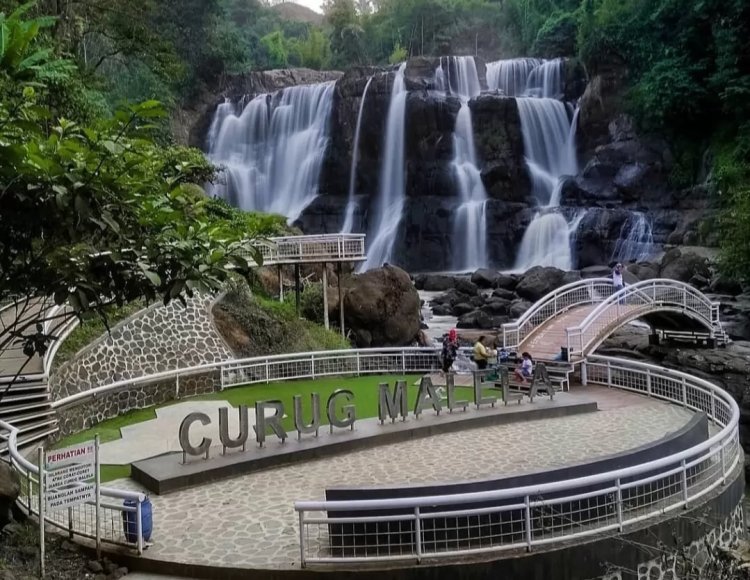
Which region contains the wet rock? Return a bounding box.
[87,561,104,573]
[421,274,456,292]
[660,248,711,282]
[491,288,516,301]
[471,268,501,288]
[452,303,475,316]
[515,266,568,302]
[710,275,742,296]
[455,278,479,296]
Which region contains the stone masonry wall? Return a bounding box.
[50,294,232,402]
[52,371,218,441]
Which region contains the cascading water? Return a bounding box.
[487,58,579,271]
[361,63,407,271]
[341,75,374,234]
[205,82,336,222]
[485,58,542,96]
[611,212,655,263]
[436,56,488,272]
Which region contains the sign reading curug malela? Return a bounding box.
[179,376,498,460]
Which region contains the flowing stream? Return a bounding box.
[436,56,488,272]
[341,75,375,234]
[487,58,579,270]
[361,63,407,271]
[205,82,336,222]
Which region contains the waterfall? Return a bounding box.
[361,63,407,271]
[611,212,655,263]
[436,56,489,272]
[488,58,579,271]
[205,82,336,222]
[485,58,542,96]
[341,75,375,234]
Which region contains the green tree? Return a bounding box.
[0,7,262,380]
[294,28,330,69]
[261,30,289,68]
[388,41,407,64]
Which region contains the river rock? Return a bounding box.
[455,278,479,296]
[471,268,501,288]
[510,299,533,319]
[342,265,421,347]
[421,274,456,291]
[452,303,475,316]
[492,288,516,301]
[515,267,581,302]
[494,273,518,291]
[659,248,711,282]
[0,463,20,528]
[710,275,742,296]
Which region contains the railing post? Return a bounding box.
[402,352,406,374]
[720,444,726,485]
[311,355,315,379]
[136,500,144,555]
[26,470,32,513]
[580,361,587,386]
[615,478,623,532]
[524,495,532,551]
[356,352,361,377]
[681,377,687,408]
[175,373,180,398]
[265,360,270,384]
[414,507,422,563]
[681,459,689,507]
[299,511,306,568]
[646,369,651,397]
[606,360,612,387]
[710,392,716,425]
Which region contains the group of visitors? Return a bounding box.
[441,331,534,384]
[438,263,626,383]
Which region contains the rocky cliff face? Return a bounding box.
[191,57,716,273]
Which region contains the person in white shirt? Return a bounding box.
[612,263,625,290]
[514,352,534,384]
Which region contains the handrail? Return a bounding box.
[294,354,741,565]
[502,278,614,349]
[245,233,367,266]
[566,279,721,357]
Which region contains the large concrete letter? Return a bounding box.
[473,372,497,409]
[378,381,408,423]
[293,393,321,439]
[218,405,249,454]
[253,401,287,447]
[414,376,442,417]
[327,389,356,433]
[446,373,468,413]
[179,412,212,460]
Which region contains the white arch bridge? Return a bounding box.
[502,278,728,361]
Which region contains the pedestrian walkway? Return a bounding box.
[107,387,695,570]
[0,298,46,378]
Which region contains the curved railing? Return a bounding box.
[502,278,614,350]
[0,419,148,553]
[294,355,741,566]
[565,279,722,358]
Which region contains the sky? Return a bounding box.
[286,0,324,13]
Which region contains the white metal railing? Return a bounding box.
[502,278,614,350]
[566,279,723,358]
[294,355,741,566]
[0,419,147,552]
[243,234,367,266]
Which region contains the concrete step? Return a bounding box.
[0,391,49,405]
[0,400,53,417]
[4,408,57,425]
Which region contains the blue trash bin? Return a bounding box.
[123,498,152,543]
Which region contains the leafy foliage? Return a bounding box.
[0,7,263,367]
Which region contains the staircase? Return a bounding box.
[0,376,58,453]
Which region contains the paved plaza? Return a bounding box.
[107,386,697,571]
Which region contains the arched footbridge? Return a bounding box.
[503,278,728,361]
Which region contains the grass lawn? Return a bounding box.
[54,374,467,482]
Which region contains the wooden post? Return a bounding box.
[278,265,284,303]
[294,264,301,318]
[337,262,345,337]
[322,264,329,330]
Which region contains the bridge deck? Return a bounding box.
[520,303,642,360]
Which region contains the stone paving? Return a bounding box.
[106,386,697,570]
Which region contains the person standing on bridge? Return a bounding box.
[613,263,626,304]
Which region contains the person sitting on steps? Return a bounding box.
[514,352,534,384]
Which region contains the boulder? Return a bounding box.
[421,274,456,292]
[481,298,511,315]
[494,273,518,291]
[491,288,516,301]
[0,463,20,528]
[580,265,612,279]
[342,265,421,347]
[452,303,475,316]
[710,275,742,296]
[471,268,501,288]
[515,266,568,302]
[455,278,479,296]
[510,299,533,319]
[627,263,659,281]
[659,249,711,283]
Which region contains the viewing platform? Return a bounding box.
[248,233,366,266]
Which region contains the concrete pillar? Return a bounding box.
[322,264,329,330]
[294,264,301,318]
[278,265,284,303]
[337,262,345,337]
[580,361,587,386]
